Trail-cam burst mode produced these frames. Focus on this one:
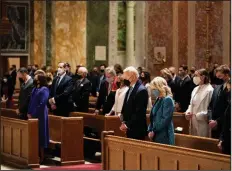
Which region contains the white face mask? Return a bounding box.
[106,77,114,83]
[57,68,64,75]
[193,76,201,85]
[3,78,7,83]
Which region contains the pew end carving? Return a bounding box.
[48,115,84,166]
[1,116,39,169]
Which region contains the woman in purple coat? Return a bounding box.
[27,73,49,163]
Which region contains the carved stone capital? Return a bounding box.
[126,1,135,8]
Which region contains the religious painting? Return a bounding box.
[153,47,166,64]
[1,1,29,53]
[117,2,126,51]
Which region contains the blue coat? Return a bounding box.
[28,86,49,148]
[148,96,175,145]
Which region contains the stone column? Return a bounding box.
[223,1,230,64]
[187,1,196,68]
[126,1,135,66]
[135,1,146,68]
[172,1,179,69]
[108,1,118,66]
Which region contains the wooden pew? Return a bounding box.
[175,133,221,153]
[70,112,189,138]
[1,101,6,108]
[101,131,230,170]
[1,116,39,168]
[48,115,84,166]
[1,108,19,119]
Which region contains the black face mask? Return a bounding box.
[100,69,105,73]
[116,82,121,88]
[123,79,130,86]
[33,79,39,87]
[47,77,52,82]
[76,74,82,80]
[190,70,195,74]
[140,77,146,82]
[19,78,24,83]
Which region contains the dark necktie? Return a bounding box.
[21,82,26,88]
[127,87,133,102]
[54,77,60,96]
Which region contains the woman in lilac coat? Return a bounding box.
[28,73,49,163]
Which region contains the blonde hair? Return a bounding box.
[150,76,173,97]
[34,69,46,76]
[160,68,173,80]
[105,66,116,76]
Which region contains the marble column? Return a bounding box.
[108,1,118,66]
[187,1,196,68]
[135,1,146,68]
[126,1,135,66]
[223,1,230,64]
[172,1,179,68]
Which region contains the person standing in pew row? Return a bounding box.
[106,75,129,120]
[120,66,148,140]
[218,79,231,155]
[94,66,117,115]
[1,72,14,108]
[185,69,213,137]
[208,65,231,139]
[27,70,49,164]
[49,62,74,117]
[71,67,92,113]
[16,67,34,120]
[140,71,153,111]
[175,65,195,113]
[147,77,175,145]
[96,64,107,97]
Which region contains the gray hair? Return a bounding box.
[78,67,88,74]
[123,66,139,78]
[105,66,116,76]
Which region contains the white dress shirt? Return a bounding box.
[111,86,129,114]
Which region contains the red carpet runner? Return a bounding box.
[34,163,102,170]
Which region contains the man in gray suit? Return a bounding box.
[16,67,34,120]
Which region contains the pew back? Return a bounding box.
[1,101,6,108]
[70,112,105,136]
[1,108,19,119]
[48,115,84,165]
[175,133,220,153]
[1,116,39,168]
[71,112,189,138]
[101,132,230,170]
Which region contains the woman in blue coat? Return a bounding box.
[148,76,175,145]
[28,72,49,163]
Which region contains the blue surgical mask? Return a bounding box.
[152,89,160,98]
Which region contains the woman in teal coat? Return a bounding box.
[148,76,175,145]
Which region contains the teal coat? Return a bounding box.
[148,96,175,145]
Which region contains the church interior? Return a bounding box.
[0,1,231,170]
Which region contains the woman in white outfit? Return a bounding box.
[106,75,129,119]
[185,69,213,137]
